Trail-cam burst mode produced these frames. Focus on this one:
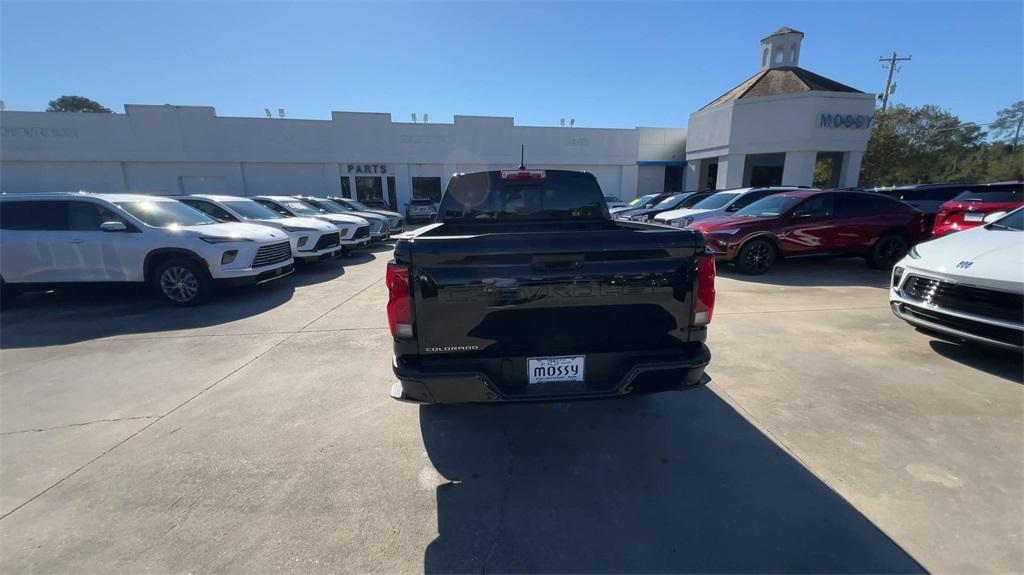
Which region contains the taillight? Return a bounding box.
[386,263,413,337]
[694,255,716,326]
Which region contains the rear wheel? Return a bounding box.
[736,238,776,275]
[151,258,211,306]
[868,234,909,270]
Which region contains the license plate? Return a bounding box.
[528,356,584,384]
[964,212,984,222]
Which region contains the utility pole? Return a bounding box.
[878,51,912,112]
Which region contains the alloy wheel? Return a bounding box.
[744,242,772,272]
[160,266,199,303]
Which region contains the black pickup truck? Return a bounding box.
[387,169,714,403]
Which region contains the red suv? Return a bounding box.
[932,181,1023,237]
[691,190,928,274]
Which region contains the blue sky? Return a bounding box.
[2,1,1021,128]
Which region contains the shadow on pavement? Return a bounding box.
[928,339,1024,384]
[718,257,890,288]
[420,388,924,574]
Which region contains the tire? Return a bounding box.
[735,238,777,275]
[151,258,211,306]
[868,234,909,270]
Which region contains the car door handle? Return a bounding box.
[68,238,84,244]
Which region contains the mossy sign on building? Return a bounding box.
[819,113,874,129]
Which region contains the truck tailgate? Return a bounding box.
[407,225,703,369]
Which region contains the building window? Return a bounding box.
[412,177,442,203]
[774,49,784,64]
[340,177,352,198]
[387,176,397,209]
[664,165,683,193]
[762,48,769,68]
[705,164,718,191]
[790,45,798,63]
[355,176,384,202]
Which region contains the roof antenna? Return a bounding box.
[519,144,525,170]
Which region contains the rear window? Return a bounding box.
[901,187,963,202]
[952,184,1022,203]
[837,192,907,217]
[440,170,605,221]
[0,200,70,230]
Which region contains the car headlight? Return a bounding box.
[908,245,921,259]
[710,228,741,235]
[670,218,693,228]
[282,225,317,232]
[200,236,251,244]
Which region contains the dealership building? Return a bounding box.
[0,28,872,207]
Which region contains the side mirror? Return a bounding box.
[100,221,128,232]
[983,211,1007,223]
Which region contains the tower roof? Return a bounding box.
[762,27,804,40]
[700,66,863,110]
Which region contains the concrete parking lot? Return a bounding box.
[1,245,1021,573]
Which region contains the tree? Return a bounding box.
[860,104,987,186]
[989,100,1024,146]
[46,96,112,113]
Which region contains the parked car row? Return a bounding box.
[865,181,1022,236]
[0,192,402,307]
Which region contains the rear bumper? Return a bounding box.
[390,344,711,404]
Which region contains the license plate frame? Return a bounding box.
[964,212,985,222]
[527,355,585,385]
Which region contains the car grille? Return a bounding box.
[896,302,1023,348]
[353,225,369,239]
[901,275,1023,323]
[312,231,340,251]
[252,241,292,268]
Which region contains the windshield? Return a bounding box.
[628,194,656,206]
[280,200,321,216]
[347,200,374,211]
[305,199,345,214]
[223,200,282,220]
[115,200,215,227]
[989,209,1023,231]
[654,194,685,208]
[690,192,739,210]
[735,195,804,217]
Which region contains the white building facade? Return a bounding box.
[0,106,686,207]
[685,28,874,191]
[0,28,873,204]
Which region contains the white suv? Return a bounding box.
[175,195,344,262]
[0,193,294,306]
[252,196,371,250]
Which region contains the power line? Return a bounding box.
[878,52,912,112]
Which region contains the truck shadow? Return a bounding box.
[718,257,891,288]
[420,388,924,574]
